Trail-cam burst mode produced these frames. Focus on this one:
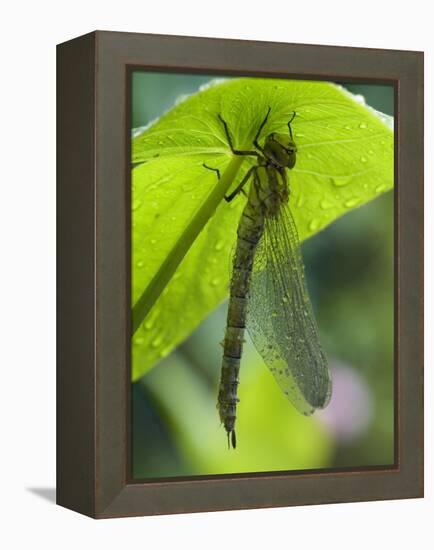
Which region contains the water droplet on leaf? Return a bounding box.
[214,239,224,251]
[132,199,142,211]
[159,346,171,359]
[309,219,320,231]
[331,176,352,187]
[320,199,333,210]
[344,197,360,208]
[375,183,388,193]
[295,194,305,207]
[151,335,163,348]
[144,318,155,330]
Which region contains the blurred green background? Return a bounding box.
[131,73,394,479]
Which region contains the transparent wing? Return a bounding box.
[247,203,332,416]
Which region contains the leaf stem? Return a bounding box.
[132,155,244,335]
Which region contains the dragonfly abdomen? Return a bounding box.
[218,202,264,448]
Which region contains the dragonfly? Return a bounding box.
[204,107,332,449]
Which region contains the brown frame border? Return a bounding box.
[57,30,424,518]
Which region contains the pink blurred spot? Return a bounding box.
[318,361,373,443]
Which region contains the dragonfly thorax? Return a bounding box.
[263,132,297,169]
[253,165,289,218]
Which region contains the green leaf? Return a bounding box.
[131,78,393,381]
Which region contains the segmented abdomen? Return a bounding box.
[217,199,264,447]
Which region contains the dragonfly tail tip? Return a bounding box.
[231,429,237,449]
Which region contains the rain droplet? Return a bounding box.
[360,156,368,163]
[295,194,305,207]
[320,199,333,210]
[309,219,320,231]
[331,176,352,187]
[214,239,224,251]
[344,124,352,130]
[368,149,375,155]
[136,260,144,268]
[375,184,388,193]
[134,336,144,346]
[150,238,157,245]
[132,199,142,211]
[211,277,220,287]
[151,335,163,348]
[344,197,360,208]
[359,122,368,129]
[159,346,171,359]
[143,318,155,330]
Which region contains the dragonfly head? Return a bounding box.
[264,132,297,169]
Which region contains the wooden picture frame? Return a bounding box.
[57,30,424,518]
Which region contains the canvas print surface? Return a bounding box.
[130,72,394,479]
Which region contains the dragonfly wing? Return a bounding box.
[246,203,332,416]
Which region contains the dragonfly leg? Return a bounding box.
[204,162,251,202]
[203,163,221,179]
[253,106,272,153]
[218,114,261,159]
[287,111,296,141]
[225,166,257,202]
[132,153,159,170]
